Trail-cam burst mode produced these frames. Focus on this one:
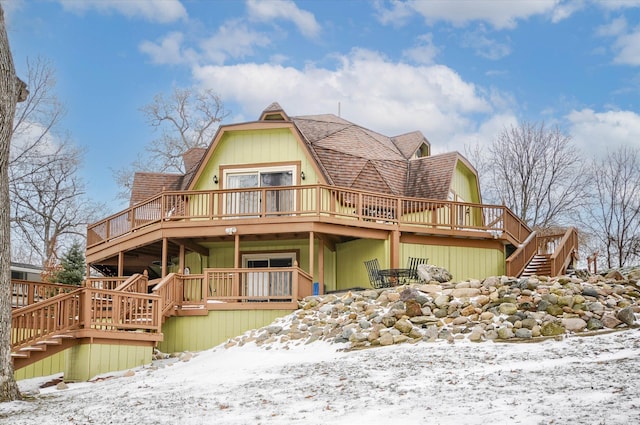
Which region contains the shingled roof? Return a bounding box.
[130,172,184,206]
[405,152,459,200]
[128,103,473,205]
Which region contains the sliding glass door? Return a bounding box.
[225,167,295,217]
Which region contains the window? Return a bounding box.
[224,166,295,217]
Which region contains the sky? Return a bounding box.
[3,0,640,212]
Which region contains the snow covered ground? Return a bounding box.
[2,328,640,425]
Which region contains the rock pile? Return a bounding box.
[224,272,640,350]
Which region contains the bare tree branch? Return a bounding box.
[113,88,229,201]
[476,121,587,229]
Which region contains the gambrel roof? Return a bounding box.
[129,103,477,205]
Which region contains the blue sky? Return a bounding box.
[3,0,640,211]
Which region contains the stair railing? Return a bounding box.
[11,289,83,351]
[114,273,149,293]
[505,230,538,277]
[549,227,579,276]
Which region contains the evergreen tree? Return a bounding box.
[54,241,85,285]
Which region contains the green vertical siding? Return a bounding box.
[452,162,480,203]
[193,129,319,190]
[335,239,387,290]
[157,309,292,353]
[400,243,504,281]
[14,349,67,381]
[322,245,336,292]
[64,343,152,382]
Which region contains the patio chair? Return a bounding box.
[364,259,390,289]
[407,256,429,281]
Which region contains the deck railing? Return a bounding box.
[85,277,129,290]
[87,184,532,248]
[151,267,313,314]
[11,286,162,352]
[11,280,78,308]
[82,287,161,332]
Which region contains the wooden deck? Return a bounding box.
[10,265,313,369]
[87,184,530,250]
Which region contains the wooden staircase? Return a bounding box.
[520,254,552,278]
[11,334,76,370]
[11,275,166,371]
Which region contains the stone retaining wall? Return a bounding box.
[224,273,640,350]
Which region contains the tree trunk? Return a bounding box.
[0,4,27,402]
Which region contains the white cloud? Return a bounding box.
[461,28,511,60]
[551,0,586,23]
[444,112,518,155]
[199,21,270,65]
[58,0,187,23]
[595,0,640,10]
[246,0,321,38]
[374,0,415,26]
[139,32,197,65]
[192,48,494,145]
[596,16,627,37]
[565,108,640,156]
[402,33,439,64]
[378,0,561,30]
[612,29,640,65]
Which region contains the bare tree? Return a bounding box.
[581,146,640,269]
[477,121,586,229]
[0,3,28,402]
[9,58,102,268]
[113,87,228,200]
[10,140,99,269]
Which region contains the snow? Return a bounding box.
[3,329,640,425]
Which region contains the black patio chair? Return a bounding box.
[407,256,429,281]
[364,259,390,289]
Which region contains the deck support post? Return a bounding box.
[317,237,324,294]
[117,251,124,276]
[309,231,314,283]
[179,244,185,273]
[161,237,168,277]
[390,229,400,269]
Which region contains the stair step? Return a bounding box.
[19,346,46,352]
[11,352,30,358]
[36,339,62,346]
[51,334,75,339]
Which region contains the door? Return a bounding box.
[224,167,295,217]
[244,253,294,299]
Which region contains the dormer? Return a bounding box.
[259,102,290,121]
[413,142,430,159]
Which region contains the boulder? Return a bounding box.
[561,318,587,332]
[616,307,635,326]
[540,322,565,336]
[417,264,453,283]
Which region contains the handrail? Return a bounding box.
[152,272,182,318]
[87,184,532,248]
[114,273,149,293]
[11,289,83,351]
[505,230,538,277]
[549,227,579,276]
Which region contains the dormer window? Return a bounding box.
[413,143,430,159]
